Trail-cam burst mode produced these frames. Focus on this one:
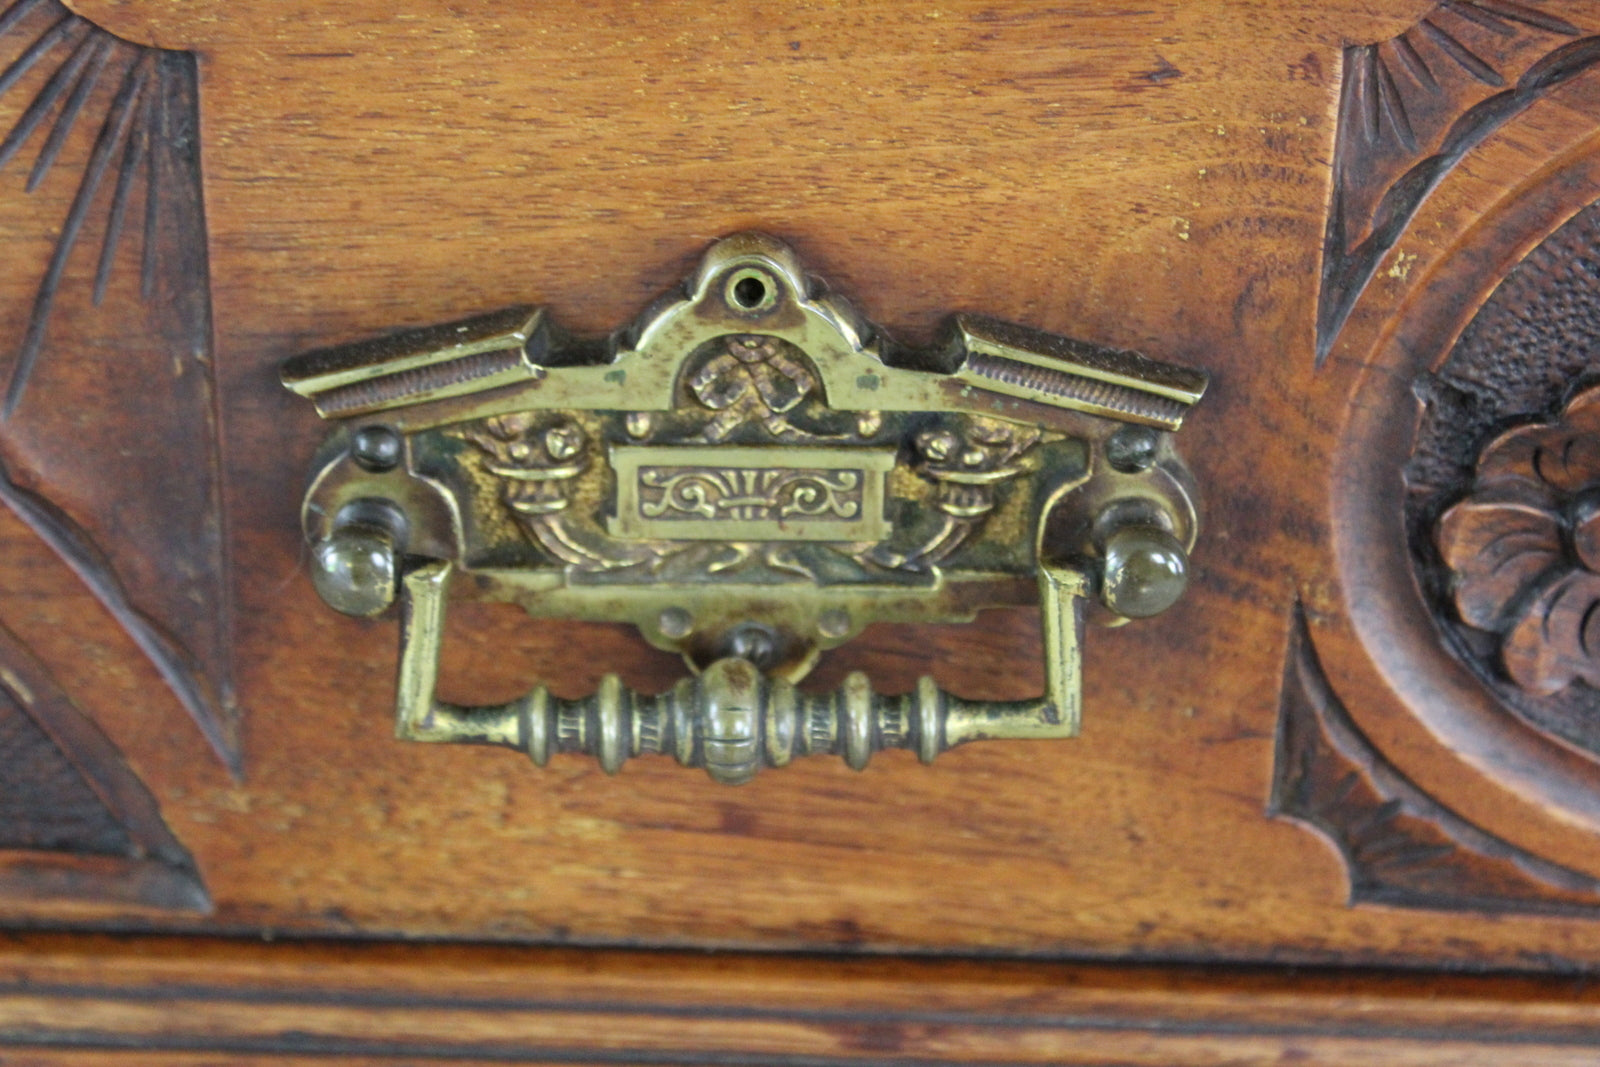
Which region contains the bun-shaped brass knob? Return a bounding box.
[1101,525,1189,620]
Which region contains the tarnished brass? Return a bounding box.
[283,234,1208,783]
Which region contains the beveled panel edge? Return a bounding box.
[1270,605,1600,917]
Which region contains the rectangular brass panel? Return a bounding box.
[606,446,895,542]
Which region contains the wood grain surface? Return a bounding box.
[0,934,1597,1065]
[2,0,1600,982]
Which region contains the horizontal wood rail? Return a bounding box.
[0,934,1596,1064]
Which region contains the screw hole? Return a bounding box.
[732,275,767,309]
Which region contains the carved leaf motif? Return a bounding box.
[1476,387,1600,494]
[1436,496,1561,630]
[1503,569,1600,693]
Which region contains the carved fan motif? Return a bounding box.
[1317,0,1600,361]
[0,0,236,769]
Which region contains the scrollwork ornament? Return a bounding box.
[639,467,864,523]
[466,396,1044,581]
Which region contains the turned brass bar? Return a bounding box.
[394,560,1092,785]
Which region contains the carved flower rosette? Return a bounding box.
[1437,385,1600,697]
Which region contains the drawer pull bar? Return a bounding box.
[393,559,1089,785]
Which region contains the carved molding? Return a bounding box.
[1317,0,1600,361]
[1270,607,1600,916]
[0,620,208,911]
[0,0,236,769]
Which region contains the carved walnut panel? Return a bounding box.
[1307,1,1600,918]
[8,0,1600,971]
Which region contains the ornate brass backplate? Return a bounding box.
[281,234,1207,784]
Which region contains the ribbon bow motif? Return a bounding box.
[688,335,818,441]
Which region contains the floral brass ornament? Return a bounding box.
[282,234,1207,784]
[1438,385,1600,695]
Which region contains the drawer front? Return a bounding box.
[3,0,1600,972]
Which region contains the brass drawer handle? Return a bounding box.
[391,558,1090,784]
[282,234,1206,784]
